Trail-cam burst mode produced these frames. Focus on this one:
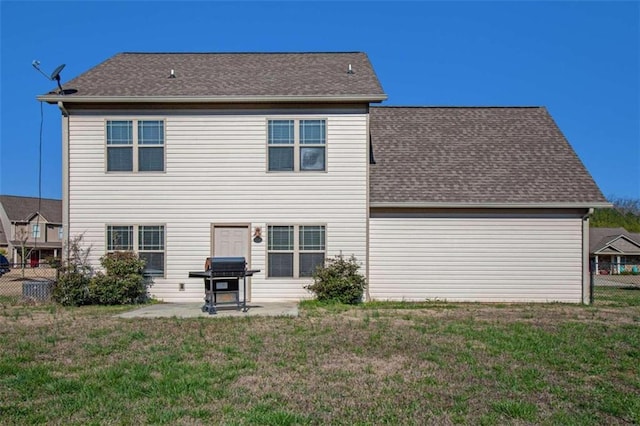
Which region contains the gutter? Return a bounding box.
[57,101,70,261]
[369,202,613,209]
[37,94,389,104]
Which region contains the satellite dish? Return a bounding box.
[32,61,66,94]
[50,64,65,81]
[50,64,65,93]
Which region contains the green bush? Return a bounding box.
[53,271,91,306]
[100,251,145,276]
[305,254,366,304]
[89,252,149,305]
[89,272,147,305]
[53,237,150,306]
[44,256,62,269]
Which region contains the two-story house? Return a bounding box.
[38,52,609,304]
[0,195,63,266]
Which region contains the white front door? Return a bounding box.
[212,225,251,299]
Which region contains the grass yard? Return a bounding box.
[0,298,638,425]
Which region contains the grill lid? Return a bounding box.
[207,257,247,272]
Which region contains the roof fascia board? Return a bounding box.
[605,234,640,248]
[26,212,48,223]
[37,94,388,104]
[594,247,623,254]
[370,202,613,209]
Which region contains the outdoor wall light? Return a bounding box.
[253,227,262,243]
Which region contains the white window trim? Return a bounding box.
[32,224,41,238]
[266,223,326,278]
[266,117,327,173]
[105,223,166,277]
[105,118,166,173]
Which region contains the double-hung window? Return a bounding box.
[106,120,164,172]
[32,224,40,238]
[106,225,165,276]
[267,225,325,278]
[268,119,326,172]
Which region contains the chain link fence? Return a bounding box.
[0,262,58,301]
[2,260,638,306]
[592,262,640,306]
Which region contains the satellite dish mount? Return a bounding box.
[32,61,66,94]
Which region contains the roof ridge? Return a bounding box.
[371,105,544,109]
[118,51,366,55]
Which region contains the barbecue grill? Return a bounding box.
[188,257,259,314]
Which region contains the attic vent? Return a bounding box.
[347,64,354,74]
[168,69,176,79]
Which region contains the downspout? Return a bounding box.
[582,208,593,304]
[364,112,371,302]
[57,102,70,262]
[58,101,69,117]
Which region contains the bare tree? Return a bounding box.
[14,228,32,278]
[63,234,93,277]
[611,197,640,216]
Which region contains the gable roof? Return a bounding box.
[590,227,640,254]
[38,52,387,104]
[369,106,608,207]
[0,195,62,224]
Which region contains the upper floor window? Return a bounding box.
[106,120,164,172]
[58,227,63,240]
[32,224,40,238]
[268,119,326,172]
[107,224,165,276]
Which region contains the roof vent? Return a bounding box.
[347,64,354,74]
[168,69,176,79]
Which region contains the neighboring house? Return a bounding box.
[589,227,640,274]
[0,195,63,266]
[38,52,609,304]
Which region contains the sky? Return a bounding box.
[1,1,638,202]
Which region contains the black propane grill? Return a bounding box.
[188,257,259,314]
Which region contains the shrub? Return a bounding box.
[52,234,94,306]
[44,256,62,270]
[53,235,150,306]
[53,271,91,306]
[305,254,366,304]
[89,252,149,305]
[100,251,145,276]
[89,272,147,305]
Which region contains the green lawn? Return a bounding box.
[1,299,638,425]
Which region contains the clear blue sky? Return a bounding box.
[1,1,638,201]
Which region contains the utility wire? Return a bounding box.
[33,101,44,263]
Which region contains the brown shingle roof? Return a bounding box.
[590,227,640,253]
[41,52,386,101]
[0,195,62,223]
[369,106,607,206]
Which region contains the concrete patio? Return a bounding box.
[115,301,299,319]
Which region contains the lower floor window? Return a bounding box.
[107,224,165,276]
[267,225,325,278]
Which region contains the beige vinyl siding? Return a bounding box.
[67,109,368,302]
[369,215,584,303]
